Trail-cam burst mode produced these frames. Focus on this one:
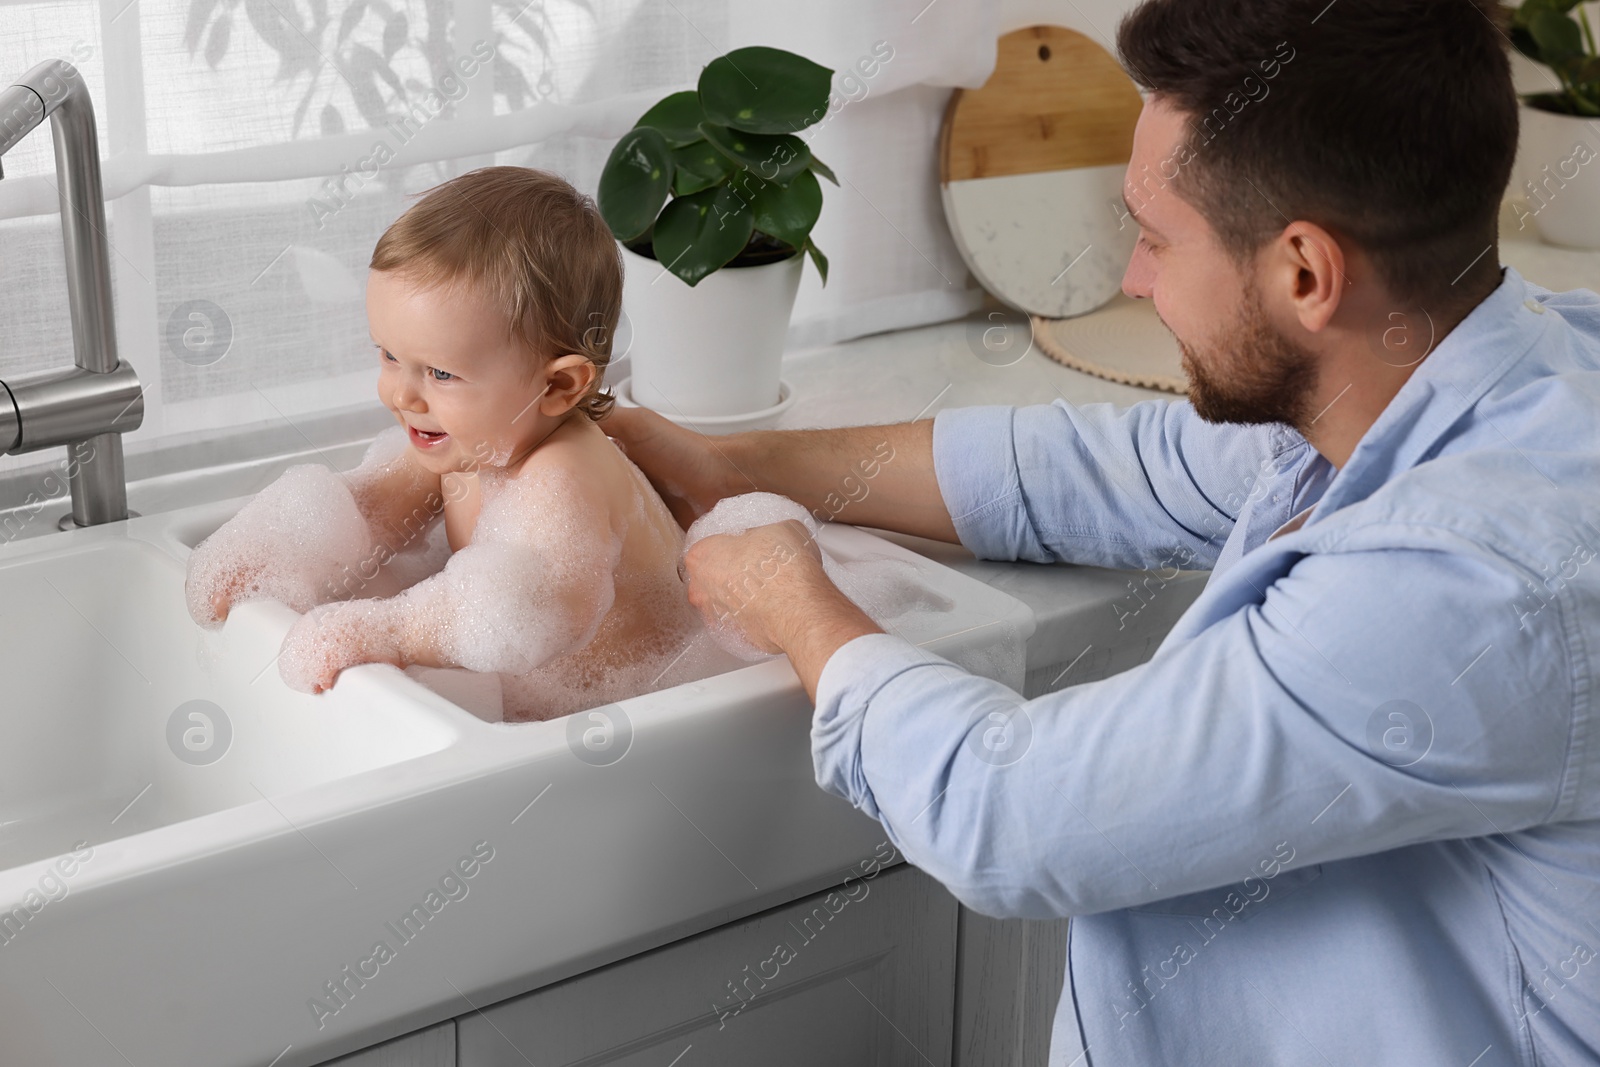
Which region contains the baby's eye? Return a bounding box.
[429,367,455,382]
[376,345,396,362]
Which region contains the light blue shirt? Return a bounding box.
[811,265,1600,1067]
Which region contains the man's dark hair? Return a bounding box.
[1116,0,1516,310]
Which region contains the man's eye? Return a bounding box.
[429,367,454,382]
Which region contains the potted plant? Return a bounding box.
[1509,0,1600,247]
[597,46,836,419]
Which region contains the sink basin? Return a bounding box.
[0,538,457,871]
[0,495,1035,1067]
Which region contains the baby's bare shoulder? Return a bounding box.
[519,426,631,503]
[476,433,627,548]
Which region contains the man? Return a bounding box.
[603,0,1600,1062]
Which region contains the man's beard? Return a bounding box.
[1174,279,1318,431]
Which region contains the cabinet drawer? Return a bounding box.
[458,863,957,1066]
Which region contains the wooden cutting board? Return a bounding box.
[940,25,1144,318]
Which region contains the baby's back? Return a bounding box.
[465,415,720,720]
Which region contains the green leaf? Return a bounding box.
[750,169,823,249]
[1514,0,1552,28]
[808,154,839,186]
[671,140,737,195]
[699,46,834,135]
[1510,24,1545,62]
[598,126,674,242]
[1530,8,1583,63]
[652,185,756,287]
[634,90,706,148]
[803,238,829,287]
[700,122,811,185]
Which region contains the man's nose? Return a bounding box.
[1122,246,1153,300]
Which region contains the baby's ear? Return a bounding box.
[548,353,598,396]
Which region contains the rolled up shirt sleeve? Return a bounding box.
[811,525,1576,920]
[932,398,1311,570]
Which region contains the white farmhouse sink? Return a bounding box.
[0,538,456,871]
[0,495,1036,1067]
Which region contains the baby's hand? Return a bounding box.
[185,537,331,629]
[184,544,263,627]
[278,601,401,694]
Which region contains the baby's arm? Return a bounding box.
[185,427,443,627]
[277,468,622,693]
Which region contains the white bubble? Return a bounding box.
[213,430,954,723]
[185,464,373,628]
[185,427,447,629]
[679,492,955,661]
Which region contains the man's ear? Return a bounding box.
[1261,220,1346,334]
[543,354,597,411]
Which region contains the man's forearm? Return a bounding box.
[770,573,885,705]
[724,420,961,544]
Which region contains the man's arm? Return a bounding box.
[726,420,960,543]
[606,398,1319,571]
[926,398,1318,570]
[808,531,1575,919]
[603,405,959,543]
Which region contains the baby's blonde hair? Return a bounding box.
[371,166,622,422]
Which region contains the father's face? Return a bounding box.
[1119,98,1316,429]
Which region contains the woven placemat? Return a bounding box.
[1031,294,1188,394]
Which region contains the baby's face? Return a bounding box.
[367,269,551,476]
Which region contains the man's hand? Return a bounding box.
[600,405,742,530]
[682,519,884,701]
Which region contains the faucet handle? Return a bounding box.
[1,362,142,454]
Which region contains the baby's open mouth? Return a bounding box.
[409,425,449,448]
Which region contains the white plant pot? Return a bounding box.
[1513,103,1600,249]
[619,244,803,418]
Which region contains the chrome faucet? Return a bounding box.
[0,59,143,527]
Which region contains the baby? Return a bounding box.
[185,166,732,721]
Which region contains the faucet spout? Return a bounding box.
[0,59,143,527]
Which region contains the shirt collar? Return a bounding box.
[1303,264,1548,524]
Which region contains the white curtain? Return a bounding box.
[0,0,999,472]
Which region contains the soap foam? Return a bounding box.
[185,427,450,630]
[209,430,953,723]
[680,492,955,661]
[185,464,374,628]
[277,462,627,694]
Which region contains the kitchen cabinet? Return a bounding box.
[455,862,956,1066]
[311,864,957,1067]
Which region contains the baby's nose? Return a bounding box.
[392,380,425,409]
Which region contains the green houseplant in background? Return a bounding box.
[1507,0,1600,246]
[598,46,841,424]
[598,46,837,288]
[1511,0,1600,115]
